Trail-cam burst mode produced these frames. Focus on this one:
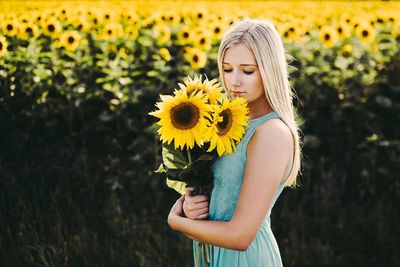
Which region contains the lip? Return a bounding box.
[231,91,245,94]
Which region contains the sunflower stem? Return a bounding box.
[186,148,192,166]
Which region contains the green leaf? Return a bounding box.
[155,164,165,173]
[166,178,187,195]
[162,143,188,169]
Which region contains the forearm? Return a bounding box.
[168,215,244,250]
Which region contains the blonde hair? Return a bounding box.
[217,19,302,187]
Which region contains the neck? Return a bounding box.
[248,98,273,120]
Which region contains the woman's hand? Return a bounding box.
[183,188,209,220]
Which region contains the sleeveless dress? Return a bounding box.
[193,111,293,267]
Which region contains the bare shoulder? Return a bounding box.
[249,118,293,152]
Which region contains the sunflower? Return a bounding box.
[149,90,212,150]
[18,23,39,40]
[391,21,400,41]
[319,26,338,48]
[100,22,124,40]
[2,19,19,37]
[57,30,81,51]
[335,21,351,39]
[282,23,300,43]
[177,26,193,45]
[42,18,62,38]
[185,48,207,70]
[124,25,139,40]
[340,44,352,58]
[356,23,376,44]
[206,97,249,156]
[194,31,212,51]
[0,36,8,57]
[153,24,171,45]
[71,16,91,32]
[177,75,224,105]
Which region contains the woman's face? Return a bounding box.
[222,44,265,105]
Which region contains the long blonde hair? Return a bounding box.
[217,19,302,187]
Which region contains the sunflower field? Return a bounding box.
[1,0,399,266]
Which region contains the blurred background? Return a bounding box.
[0,0,399,266]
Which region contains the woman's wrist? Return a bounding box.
[168,213,181,230]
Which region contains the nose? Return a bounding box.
[230,71,241,88]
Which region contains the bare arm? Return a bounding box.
[168,119,293,250]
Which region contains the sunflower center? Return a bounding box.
[48,24,55,32]
[26,27,33,34]
[183,32,189,38]
[338,27,343,33]
[0,42,3,50]
[170,102,200,130]
[362,30,369,37]
[68,36,75,44]
[7,24,13,31]
[193,54,199,63]
[217,109,232,136]
[214,27,220,34]
[200,38,205,44]
[324,33,330,41]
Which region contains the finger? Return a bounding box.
[185,201,208,213]
[192,195,209,203]
[185,187,194,195]
[195,213,209,220]
[191,207,209,217]
[193,201,209,209]
[186,195,208,204]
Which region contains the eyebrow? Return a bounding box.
[222,62,258,67]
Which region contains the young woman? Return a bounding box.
[167,19,302,267]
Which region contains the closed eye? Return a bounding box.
[243,70,254,75]
[223,69,233,73]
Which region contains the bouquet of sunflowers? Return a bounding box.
[149,75,249,196]
[149,75,249,267]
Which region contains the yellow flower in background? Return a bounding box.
[159,47,171,61]
[42,18,62,38]
[206,97,249,156]
[194,30,212,51]
[57,30,81,51]
[209,22,224,41]
[158,12,181,26]
[319,26,338,48]
[177,75,224,105]
[177,26,194,45]
[281,23,301,43]
[185,48,207,70]
[124,26,139,40]
[356,23,376,44]
[335,21,351,39]
[100,22,124,40]
[153,24,171,45]
[149,89,212,150]
[0,36,8,57]
[18,22,39,40]
[55,6,70,21]
[340,44,353,57]
[391,21,400,40]
[120,10,139,25]
[2,19,19,37]
[71,16,91,32]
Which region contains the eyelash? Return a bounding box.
[223,69,254,75]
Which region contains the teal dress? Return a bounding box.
[193,111,292,267]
